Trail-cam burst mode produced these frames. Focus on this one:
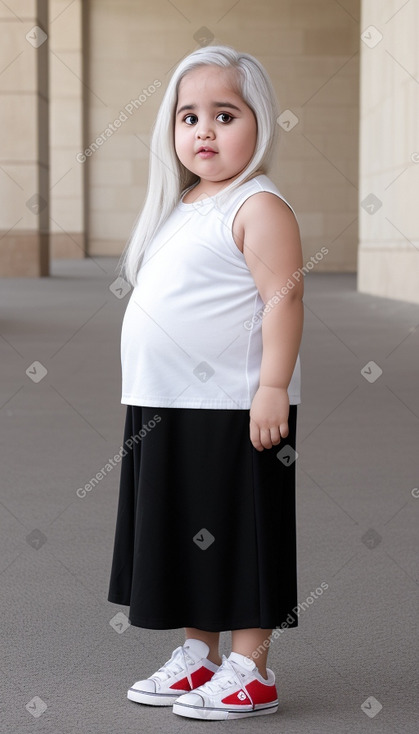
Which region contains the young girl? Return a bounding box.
[107,44,304,721]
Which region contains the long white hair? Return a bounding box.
[118,45,279,286]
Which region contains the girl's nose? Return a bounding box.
[196,124,215,140]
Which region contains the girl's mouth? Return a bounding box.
[196,147,217,158]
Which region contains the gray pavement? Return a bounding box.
[0,257,418,733]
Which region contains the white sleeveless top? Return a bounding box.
[121,174,301,409]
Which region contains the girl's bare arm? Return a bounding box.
[238,192,304,451]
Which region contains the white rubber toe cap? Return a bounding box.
[131,679,156,693]
[175,692,205,706]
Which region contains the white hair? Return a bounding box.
[118,45,280,286]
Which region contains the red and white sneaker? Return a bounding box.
[172,651,279,720]
[127,638,220,706]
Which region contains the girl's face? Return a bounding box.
[174,65,257,192]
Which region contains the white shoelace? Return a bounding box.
[151,645,194,689]
[194,655,255,708]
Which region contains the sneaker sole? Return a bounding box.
[172,701,279,720]
[128,688,189,706]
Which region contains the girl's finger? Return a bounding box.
[249,419,264,451]
[259,427,273,449]
[270,427,281,445]
[279,421,289,438]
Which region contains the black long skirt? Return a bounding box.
[107,405,298,632]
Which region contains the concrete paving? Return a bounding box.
[0,257,417,733]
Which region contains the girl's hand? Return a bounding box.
[249,386,289,451]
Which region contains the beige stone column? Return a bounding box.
[0,0,49,276]
[49,0,84,258]
[358,0,419,304]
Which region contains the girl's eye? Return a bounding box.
[216,113,233,124]
[184,114,198,125]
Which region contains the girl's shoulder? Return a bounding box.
[230,174,297,225]
[242,174,295,210]
[231,175,298,253]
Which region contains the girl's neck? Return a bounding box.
[183,169,264,203]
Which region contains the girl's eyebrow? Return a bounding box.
[176,102,242,115]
